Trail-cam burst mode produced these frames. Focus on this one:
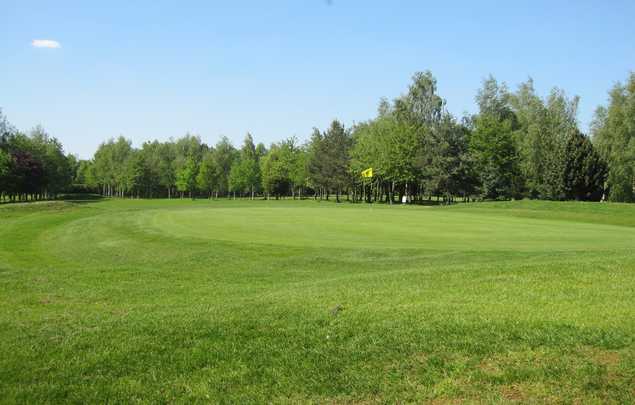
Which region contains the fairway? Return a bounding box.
[1,199,634,403]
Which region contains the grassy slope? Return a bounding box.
[0,199,634,403]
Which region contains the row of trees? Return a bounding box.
[80,126,342,201]
[1,71,634,203]
[0,115,75,202]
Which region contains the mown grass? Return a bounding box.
[0,199,634,403]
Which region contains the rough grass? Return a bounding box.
[0,199,634,403]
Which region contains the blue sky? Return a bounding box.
[3,1,635,158]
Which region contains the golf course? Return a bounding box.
[1,198,634,403]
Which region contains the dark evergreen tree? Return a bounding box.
[563,131,607,201]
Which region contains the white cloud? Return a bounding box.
[32,39,61,49]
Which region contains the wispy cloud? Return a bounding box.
[32,39,61,49]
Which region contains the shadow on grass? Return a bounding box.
[58,193,105,204]
[344,200,444,206]
[0,193,104,207]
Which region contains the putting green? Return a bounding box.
[45,205,635,254]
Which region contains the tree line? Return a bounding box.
[1,71,634,203]
[0,118,75,202]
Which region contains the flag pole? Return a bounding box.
[361,168,373,206]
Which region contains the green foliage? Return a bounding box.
[132,141,165,197]
[260,138,304,198]
[476,75,515,120]
[0,149,10,179]
[228,159,247,194]
[592,73,635,202]
[196,151,219,197]
[394,70,444,126]
[73,159,96,189]
[469,77,585,201]
[173,135,204,198]
[27,126,73,196]
[307,128,328,192]
[212,137,238,196]
[0,112,75,201]
[91,136,137,197]
[260,143,287,197]
[562,130,607,201]
[307,121,353,200]
[158,142,177,197]
[321,121,352,199]
[175,157,197,197]
[351,72,472,203]
[425,114,478,200]
[351,116,420,185]
[2,72,635,204]
[470,114,522,199]
[229,133,261,197]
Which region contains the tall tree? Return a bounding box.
[0,148,12,200]
[196,150,219,198]
[307,128,328,198]
[320,120,353,202]
[92,138,116,196]
[228,160,246,198]
[213,137,238,197]
[476,75,514,120]
[158,141,177,198]
[74,159,97,192]
[173,134,204,198]
[237,133,261,198]
[563,130,607,201]
[470,114,522,200]
[510,80,580,199]
[592,73,635,202]
[289,145,308,199]
[28,126,73,198]
[175,157,197,198]
[425,114,477,203]
[260,143,291,199]
[396,71,447,201]
[394,71,445,126]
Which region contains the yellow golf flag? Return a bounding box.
[361,168,373,178]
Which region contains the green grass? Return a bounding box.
[1,199,634,403]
